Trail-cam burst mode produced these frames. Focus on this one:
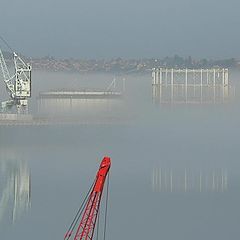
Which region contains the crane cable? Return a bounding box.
[65,170,110,240]
[65,179,96,240]
[0,35,14,53]
[103,172,110,240]
[96,171,110,240]
[96,200,100,240]
[0,35,25,60]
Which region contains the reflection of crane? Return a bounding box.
[0,39,31,114]
[0,160,31,223]
[64,156,111,240]
[12,162,31,223]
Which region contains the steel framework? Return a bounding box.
[0,49,31,113]
[64,156,111,240]
[152,68,232,104]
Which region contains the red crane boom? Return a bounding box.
[64,156,111,240]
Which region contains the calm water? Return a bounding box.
[0,70,240,240]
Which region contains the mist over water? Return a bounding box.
[0,70,240,240]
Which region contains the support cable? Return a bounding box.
[103,172,110,240]
[65,179,96,240]
[96,203,100,240]
[0,35,14,53]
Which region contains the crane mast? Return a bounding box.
[0,49,15,98]
[64,156,111,240]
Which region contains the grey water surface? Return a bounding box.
[0,71,240,240]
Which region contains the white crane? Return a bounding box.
[0,44,31,114]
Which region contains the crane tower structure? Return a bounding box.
[0,48,31,114]
[64,156,111,240]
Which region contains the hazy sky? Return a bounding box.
[0,0,239,59]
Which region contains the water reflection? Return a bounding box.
[152,168,228,193]
[152,85,234,104]
[0,155,31,224]
[152,68,235,104]
[37,97,122,116]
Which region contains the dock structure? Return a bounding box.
[152,68,231,104]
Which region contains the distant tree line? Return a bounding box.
[151,55,238,69]
[1,51,239,73]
